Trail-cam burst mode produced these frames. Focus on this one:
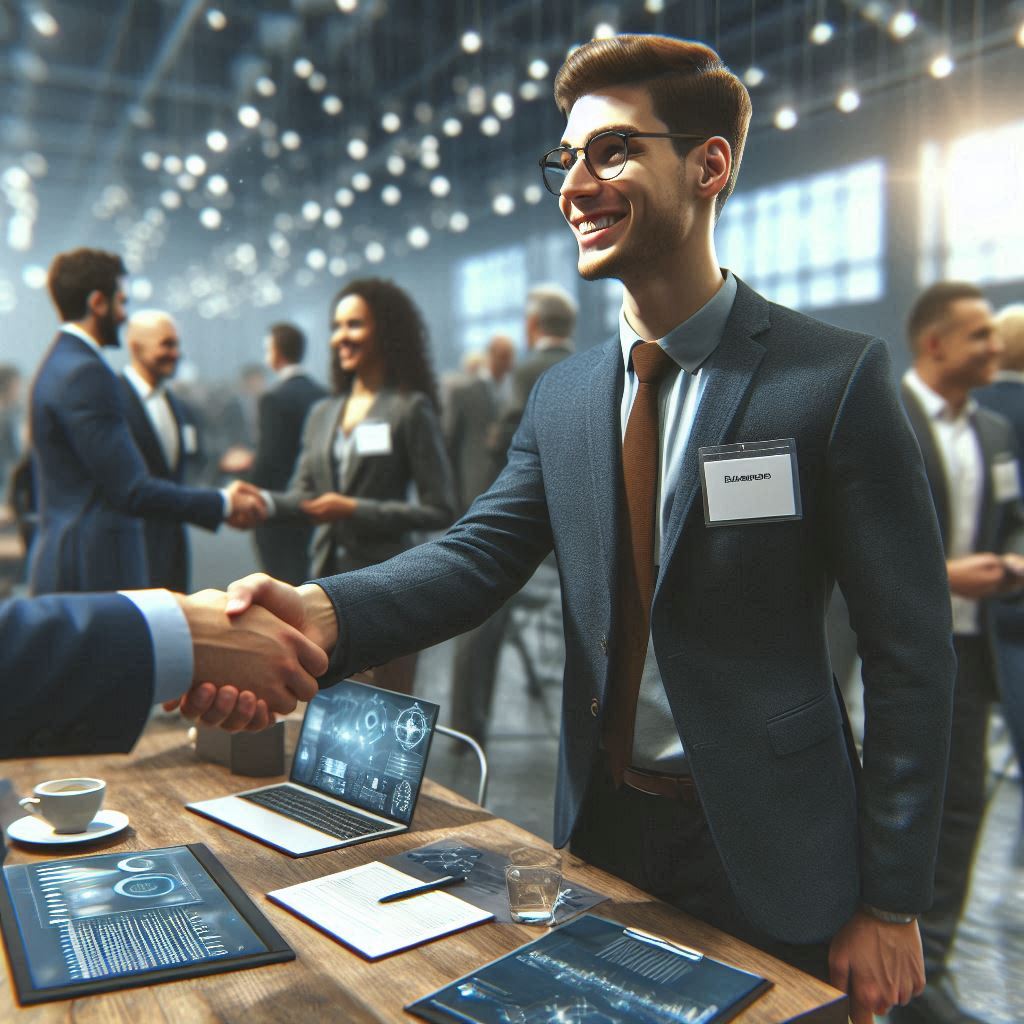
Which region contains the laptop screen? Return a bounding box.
[289,679,439,826]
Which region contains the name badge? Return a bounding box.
[354,421,393,456]
[698,438,802,526]
[181,424,199,455]
[993,457,1022,503]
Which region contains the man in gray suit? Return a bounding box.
[896,283,1024,1024]
[227,35,954,1022]
[443,335,515,514]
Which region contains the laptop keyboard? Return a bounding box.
[241,786,387,841]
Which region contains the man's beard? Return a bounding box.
[96,307,121,348]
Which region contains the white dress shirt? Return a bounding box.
[618,271,738,772]
[124,365,179,471]
[903,369,984,635]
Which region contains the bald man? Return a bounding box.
[118,310,205,590]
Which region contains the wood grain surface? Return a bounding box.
[0,716,847,1023]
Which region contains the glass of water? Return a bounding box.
[504,846,562,925]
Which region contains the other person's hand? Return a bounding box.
[828,910,925,1024]
[947,552,1020,598]
[164,684,275,732]
[175,589,328,714]
[225,572,340,656]
[300,492,357,523]
[225,480,267,529]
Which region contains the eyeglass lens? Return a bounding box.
[542,132,629,193]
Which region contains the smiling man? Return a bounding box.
[228,36,955,1022]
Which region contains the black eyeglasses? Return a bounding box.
[539,130,707,196]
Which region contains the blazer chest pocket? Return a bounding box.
[767,691,841,757]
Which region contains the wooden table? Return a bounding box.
[0,718,847,1023]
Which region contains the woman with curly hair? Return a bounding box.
[266,278,456,693]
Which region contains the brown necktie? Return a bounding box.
[604,341,676,784]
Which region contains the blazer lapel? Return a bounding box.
[585,340,626,598]
[901,384,950,546]
[120,377,172,477]
[656,282,768,592]
[320,396,346,493]
[340,391,387,494]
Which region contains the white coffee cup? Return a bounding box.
[19,777,106,834]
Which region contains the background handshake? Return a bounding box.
[167,573,340,732]
[223,480,269,530]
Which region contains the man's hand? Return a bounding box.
[225,480,267,529]
[300,492,357,523]
[165,684,275,732]
[175,589,328,714]
[225,573,340,655]
[829,910,925,1023]
[947,553,1021,598]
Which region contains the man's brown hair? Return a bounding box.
[269,322,306,364]
[47,248,126,322]
[553,34,751,215]
[906,281,986,355]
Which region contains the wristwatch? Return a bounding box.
[862,904,917,925]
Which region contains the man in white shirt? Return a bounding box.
[897,281,1024,1024]
[120,310,202,591]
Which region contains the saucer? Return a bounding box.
[5,809,129,846]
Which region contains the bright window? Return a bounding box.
[717,159,886,309]
[918,119,1024,286]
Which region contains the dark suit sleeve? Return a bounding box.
[827,339,956,914]
[269,398,329,519]
[348,394,458,534]
[58,359,224,528]
[319,383,554,676]
[1,593,155,757]
[249,388,291,489]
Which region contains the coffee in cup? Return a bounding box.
[19,777,106,834]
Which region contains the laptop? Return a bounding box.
[187,679,439,857]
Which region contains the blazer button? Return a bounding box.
[590,698,600,717]
[599,634,608,655]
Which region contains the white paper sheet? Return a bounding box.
[268,861,492,959]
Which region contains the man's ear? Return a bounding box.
[86,289,108,319]
[696,137,732,201]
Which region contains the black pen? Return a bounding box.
[378,874,465,903]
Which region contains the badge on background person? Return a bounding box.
[698,438,802,526]
[992,456,1022,504]
[354,422,393,456]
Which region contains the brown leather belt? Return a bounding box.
[622,766,699,803]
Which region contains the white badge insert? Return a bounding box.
[698,438,802,526]
[993,458,1021,504]
[354,421,393,456]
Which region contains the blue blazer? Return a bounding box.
[28,332,224,594]
[118,374,200,592]
[1,593,153,758]
[320,280,956,945]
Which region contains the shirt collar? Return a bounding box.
[124,364,163,401]
[61,322,104,353]
[994,369,1024,385]
[278,364,308,381]
[619,269,737,375]
[903,368,977,421]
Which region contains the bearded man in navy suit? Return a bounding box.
[28,249,267,595]
[227,36,955,1022]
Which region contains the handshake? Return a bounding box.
[168,574,340,732]
[224,481,269,530]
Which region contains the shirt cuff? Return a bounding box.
[259,489,276,516]
[219,488,232,517]
[119,589,194,704]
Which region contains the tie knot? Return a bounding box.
[630,342,675,385]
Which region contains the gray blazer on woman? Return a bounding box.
[271,388,456,577]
